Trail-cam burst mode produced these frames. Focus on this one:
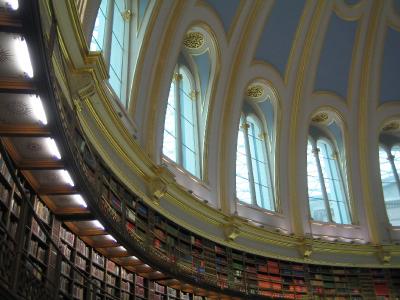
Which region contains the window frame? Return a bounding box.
[307,135,352,224]
[162,65,201,178]
[90,0,132,107]
[235,113,276,212]
[378,143,400,226]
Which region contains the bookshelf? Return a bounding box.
[2,138,400,299]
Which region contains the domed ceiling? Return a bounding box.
[57,0,400,266]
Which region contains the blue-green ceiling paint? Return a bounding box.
[394,0,400,14]
[255,0,305,75]
[138,0,149,26]
[204,0,240,33]
[344,0,360,6]
[193,52,211,105]
[314,14,357,98]
[380,27,400,103]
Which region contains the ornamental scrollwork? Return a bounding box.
[247,85,264,98]
[311,112,329,123]
[183,32,205,49]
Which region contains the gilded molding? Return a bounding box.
[223,217,241,241]
[377,246,391,264]
[298,238,313,258]
[148,177,167,204]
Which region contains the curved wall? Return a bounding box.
[51,0,400,267]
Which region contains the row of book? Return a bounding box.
[60,226,75,246]
[76,237,89,257]
[106,259,119,275]
[28,239,46,263]
[33,199,50,224]
[31,219,46,242]
[0,184,10,204]
[60,241,72,259]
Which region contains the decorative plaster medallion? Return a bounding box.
[183,32,205,49]
[0,48,12,63]
[27,142,42,152]
[7,103,32,115]
[311,112,329,123]
[247,85,264,99]
[382,121,399,132]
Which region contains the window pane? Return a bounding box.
[163,68,200,177]
[90,1,107,51]
[163,132,177,162]
[179,71,198,176]
[180,93,194,122]
[379,147,400,226]
[236,128,251,204]
[317,140,350,224]
[163,83,177,162]
[110,33,123,79]
[114,0,124,13]
[109,66,122,98]
[247,118,274,210]
[182,119,195,150]
[164,85,176,135]
[307,141,328,222]
[181,71,192,99]
[112,1,124,46]
[182,146,196,176]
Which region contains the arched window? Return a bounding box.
[235,115,275,211]
[307,138,351,224]
[379,145,400,226]
[90,0,130,106]
[162,66,200,177]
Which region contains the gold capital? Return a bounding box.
[122,10,132,22]
[173,73,182,82]
[241,122,250,130]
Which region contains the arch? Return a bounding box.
[162,64,200,177]
[235,95,276,212]
[306,110,352,224]
[89,0,158,108]
[378,121,400,226]
[160,25,219,179]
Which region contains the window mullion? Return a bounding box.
[387,151,400,197]
[242,122,257,206]
[191,90,201,178]
[174,73,183,165]
[331,150,350,223]
[260,132,275,211]
[312,143,333,222]
[121,3,131,107]
[103,0,114,67]
[325,148,343,223]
